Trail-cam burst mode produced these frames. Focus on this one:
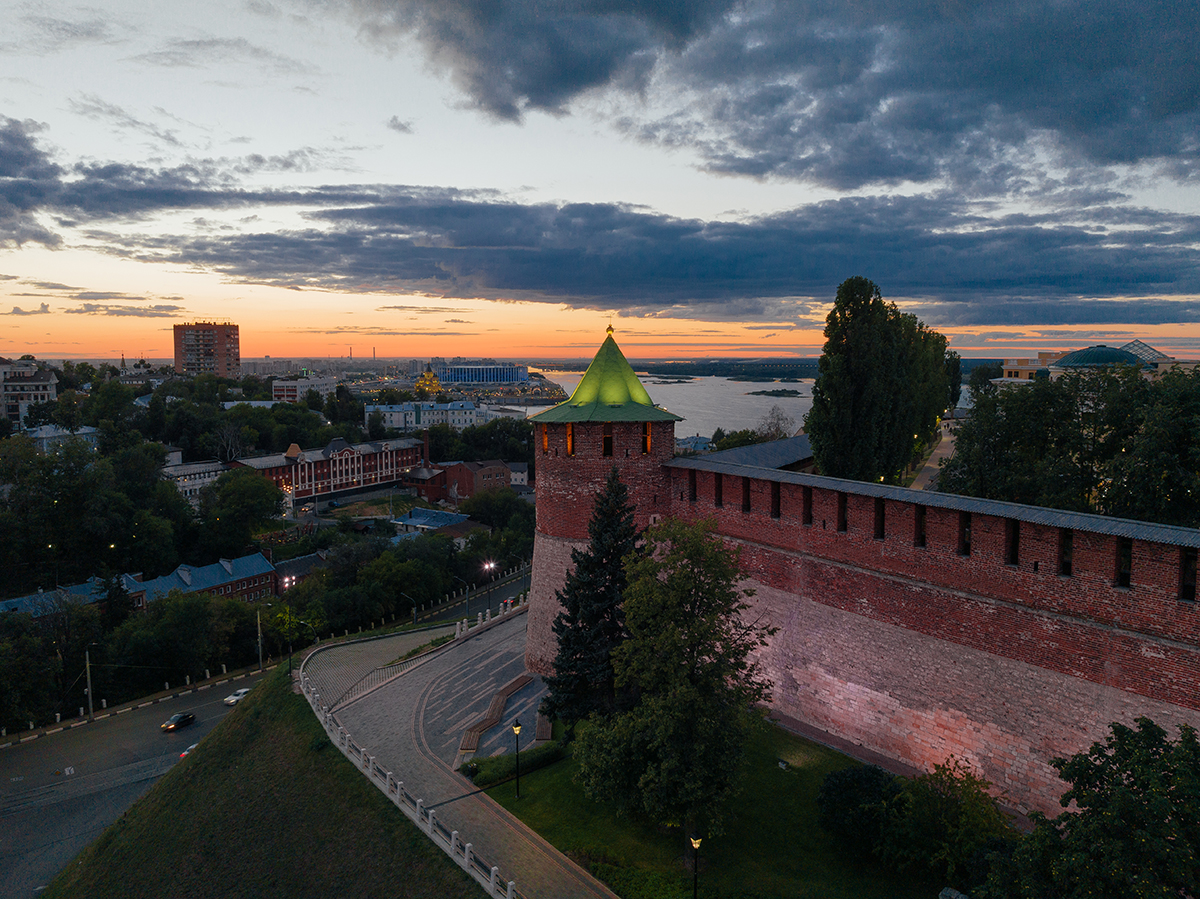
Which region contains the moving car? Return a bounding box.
[161,712,195,731]
[223,687,252,705]
[180,743,199,758]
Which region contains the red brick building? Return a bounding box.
[232,437,425,502]
[527,329,1200,816]
[441,459,512,503]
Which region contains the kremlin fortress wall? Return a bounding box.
[527,334,1200,816]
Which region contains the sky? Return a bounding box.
[1,0,1198,363]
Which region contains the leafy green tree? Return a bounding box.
[967,361,1004,399]
[199,467,283,558]
[982,718,1200,899]
[806,277,948,483]
[573,517,776,836]
[945,349,963,408]
[878,758,1015,887]
[0,612,59,732]
[540,468,639,726]
[366,410,386,440]
[23,399,58,428]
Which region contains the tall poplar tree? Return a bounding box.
[540,467,638,726]
[806,276,949,483]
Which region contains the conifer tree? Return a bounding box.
[540,466,638,727]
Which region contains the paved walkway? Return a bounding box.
[910,424,957,490]
[305,612,618,899]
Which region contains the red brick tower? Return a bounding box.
[525,328,681,674]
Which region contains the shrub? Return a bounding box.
[460,740,567,787]
[877,758,1016,887]
[816,763,896,855]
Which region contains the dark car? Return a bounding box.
[161,712,196,732]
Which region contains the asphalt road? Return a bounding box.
[0,676,261,897]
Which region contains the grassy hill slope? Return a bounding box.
[44,668,480,899]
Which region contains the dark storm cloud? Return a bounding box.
[645,0,1200,190]
[338,1,1199,190]
[4,114,1199,327]
[125,191,1200,326]
[338,0,736,120]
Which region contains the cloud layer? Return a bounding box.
[341,0,1200,194]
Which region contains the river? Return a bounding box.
[530,370,815,440]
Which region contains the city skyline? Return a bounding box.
[2,1,1198,362]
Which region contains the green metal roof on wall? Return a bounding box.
[531,328,682,423]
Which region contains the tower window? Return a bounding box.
[837,492,847,532]
[914,504,926,548]
[958,512,971,556]
[742,477,751,513]
[642,422,652,454]
[874,497,885,540]
[688,469,697,503]
[603,422,613,457]
[714,473,723,508]
[770,481,781,519]
[566,423,575,457]
[541,424,548,455]
[802,486,813,526]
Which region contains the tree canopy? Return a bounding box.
[540,468,639,725]
[939,366,1200,526]
[573,517,776,836]
[981,718,1200,899]
[805,277,950,483]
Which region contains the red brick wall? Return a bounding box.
[529,446,1200,813]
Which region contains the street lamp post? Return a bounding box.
[85,643,97,720]
[483,561,496,615]
[512,718,521,799]
[400,591,416,626]
[257,608,263,672]
[690,834,702,899]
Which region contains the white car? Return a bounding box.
[223,687,252,705]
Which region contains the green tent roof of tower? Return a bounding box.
[531,329,683,423]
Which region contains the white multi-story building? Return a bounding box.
[1,357,58,425]
[272,376,338,404]
[365,401,478,431]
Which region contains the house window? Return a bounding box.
[802,486,813,526]
[958,512,972,556]
[1005,519,1020,566]
[688,469,697,503]
[1115,537,1132,588]
[714,473,723,508]
[603,423,613,457]
[1180,548,1197,602]
[770,481,781,519]
[914,504,927,548]
[874,497,885,540]
[742,477,751,513]
[836,493,847,532]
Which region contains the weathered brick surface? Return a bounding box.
[530,433,1200,813]
[750,577,1200,815]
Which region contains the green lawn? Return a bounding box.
[43,668,479,899]
[488,722,938,899]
